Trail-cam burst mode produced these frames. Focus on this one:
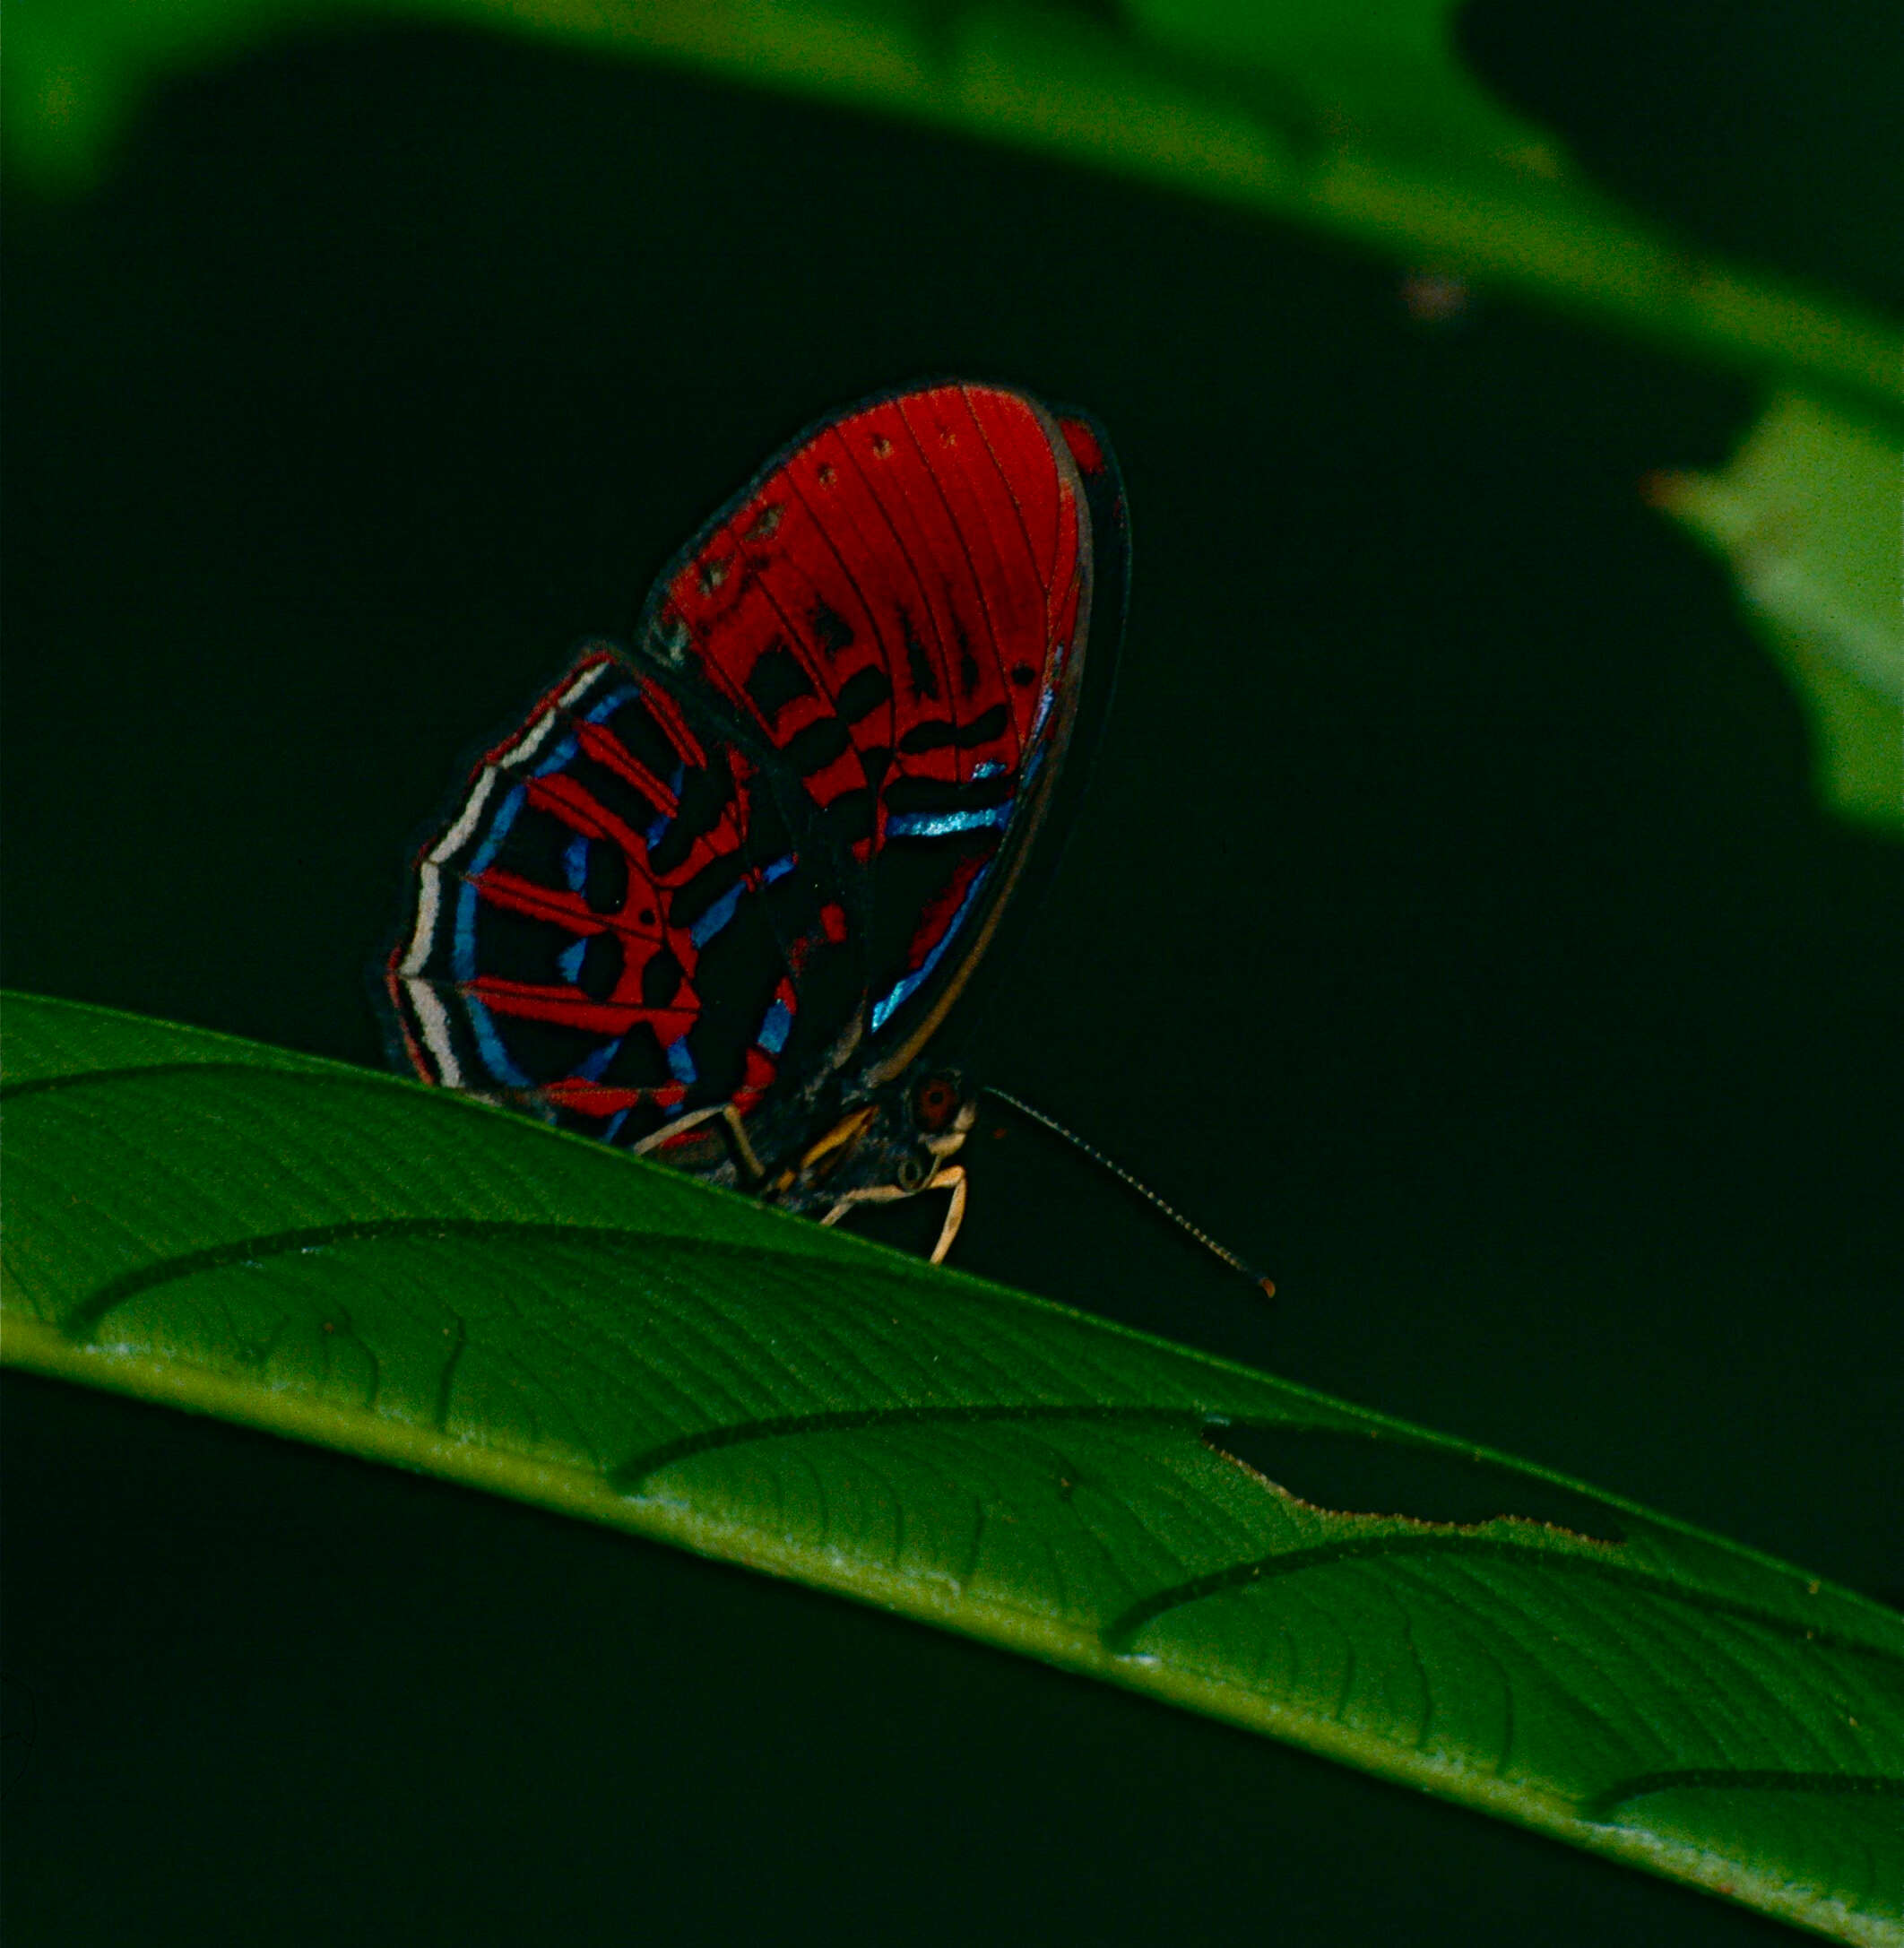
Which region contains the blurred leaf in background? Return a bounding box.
[6,0,1900,830]
[1652,396,1901,829]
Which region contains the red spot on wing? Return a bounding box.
[469,978,694,1040]
[636,674,710,769]
[905,849,988,971]
[539,1081,646,1116]
[470,870,662,942]
[1056,415,1103,477]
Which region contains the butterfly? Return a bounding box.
[383,382,1126,1262]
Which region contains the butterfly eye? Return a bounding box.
[913,1075,959,1132]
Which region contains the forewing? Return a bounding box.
[634,383,1114,1079]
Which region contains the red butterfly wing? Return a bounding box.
[636,383,1103,1079]
[385,384,1120,1175]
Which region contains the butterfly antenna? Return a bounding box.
[981,1087,1276,1299]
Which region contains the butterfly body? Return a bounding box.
[385,383,1124,1255]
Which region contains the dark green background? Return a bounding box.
[4,12,1899,1943]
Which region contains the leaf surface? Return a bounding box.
[4,991,1900,1942]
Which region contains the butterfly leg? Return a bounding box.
[630,1102,768,1182]
[818,1165,968,1264]
[924,1165,967,1263]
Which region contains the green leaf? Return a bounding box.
[1649,394,1903,833]
[4,0,1900,424]
[5,991,1900,1941]
[1116,0,1562,167]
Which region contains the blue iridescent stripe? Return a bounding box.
[584,680,636,723]
[572,1036,620,1081]
[453,781,526,983]
[870,862,991,1033]
[464,995,533,1090]
[688,853,797,948]
[645,761,685,851]
[758,997,793,1054]
[689,882,743,948]
[463,781,524,879]
[530,729,580,777]
[887,802,1013,839]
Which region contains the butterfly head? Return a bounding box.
[768,1063,976,1221]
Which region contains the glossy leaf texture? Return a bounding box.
[3,991,1900,1941]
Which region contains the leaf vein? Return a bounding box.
[1101,1537,1904,1667]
